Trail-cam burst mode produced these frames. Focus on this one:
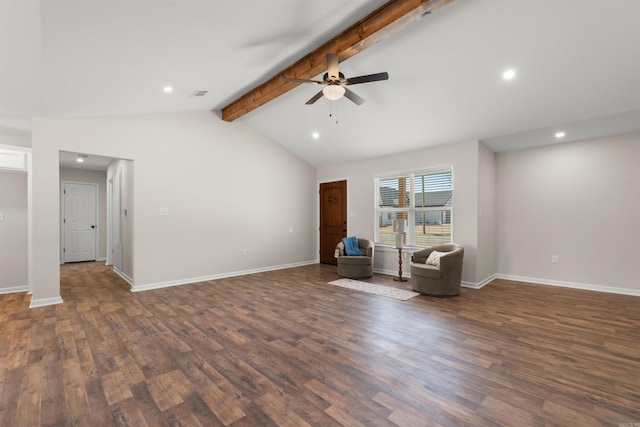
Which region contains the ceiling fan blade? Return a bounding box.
[282,77,323,84]
[343,87,365,105]
[344,72,389,85]
[326,53,339,80]
[305,90,325,105]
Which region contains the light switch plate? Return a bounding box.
[0,212,4,222]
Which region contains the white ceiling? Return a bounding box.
[59,150,116,171]
[1,0,639,168]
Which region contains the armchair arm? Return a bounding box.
[438,248,464,279]
[361,240,374,257]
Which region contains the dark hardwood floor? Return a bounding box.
[1,262,639,426]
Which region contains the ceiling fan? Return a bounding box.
[281,53,389,105]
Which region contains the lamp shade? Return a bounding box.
[395,233,404,249]
[393,219,407,233]
[322,85,345,100]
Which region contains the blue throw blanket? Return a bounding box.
[343,236,364,256]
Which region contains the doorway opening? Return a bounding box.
[58,151,134,286]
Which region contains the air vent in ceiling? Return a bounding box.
[190,90,208,97]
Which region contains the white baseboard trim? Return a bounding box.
[131,260,318,293]
[29,295,64,308]
[114,268,134,287]
[494,274,640,297]
[97,257,107,262]
[0,285,29,295]
[373,269,638,296]
[462,274,498,290]
[461,281,480,289]
[374,268,495,290]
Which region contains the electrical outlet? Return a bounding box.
[551,255,558,264]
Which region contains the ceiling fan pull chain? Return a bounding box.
[329,99,339,124]
[327,98,339,123]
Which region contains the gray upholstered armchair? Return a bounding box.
[335,238,374,279]
[410,244,464,297]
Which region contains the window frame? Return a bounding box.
[374,166,453,248]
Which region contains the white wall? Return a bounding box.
[317,140,483,285]
[59,167,108,260]
[477,142,496,282]
[0,131,31,148]
[0,170,28,291]
[107,159,134,281]
[496,132,640,293]
[31,111,317,303]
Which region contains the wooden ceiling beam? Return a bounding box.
[221,0,454,122]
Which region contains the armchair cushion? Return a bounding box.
[426,250,445,267]
[411,263,441,279]
[338,256,371,266]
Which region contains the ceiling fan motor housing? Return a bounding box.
[323,72,345,85]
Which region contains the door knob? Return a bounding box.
[91,225,95,229]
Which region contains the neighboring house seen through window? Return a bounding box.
[375,167,453,247]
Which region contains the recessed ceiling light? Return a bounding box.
[502,69,516,80]
[76,158,84,163]
[312,132,320,139]
[555,131,566,139]
[163,86,173,93]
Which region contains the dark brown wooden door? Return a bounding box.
[320,180,347,265]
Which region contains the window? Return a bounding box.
[375,168,452,247]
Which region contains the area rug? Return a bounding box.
[328,278,420,301]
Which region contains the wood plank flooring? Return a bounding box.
[1,262,639,426]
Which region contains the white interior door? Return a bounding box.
[63,182,97,263]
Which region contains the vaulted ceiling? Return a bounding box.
[1,0,639,167]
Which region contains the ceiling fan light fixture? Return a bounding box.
[322,85,345,101]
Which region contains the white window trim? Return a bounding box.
[374,166,453,248]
